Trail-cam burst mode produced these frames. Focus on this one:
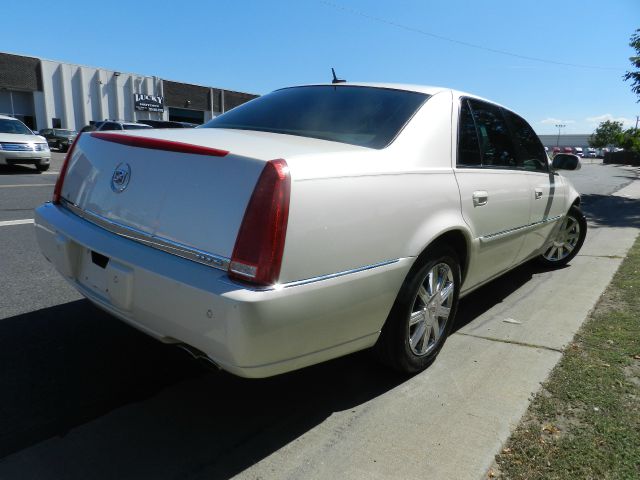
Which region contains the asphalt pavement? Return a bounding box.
[0,157,638,479]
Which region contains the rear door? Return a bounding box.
[454,98,532,289]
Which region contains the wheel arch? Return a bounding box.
[411,227,472,285]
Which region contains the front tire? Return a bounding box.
[35,161,50,172]
[375,246,461,374]
[538,205,586,267]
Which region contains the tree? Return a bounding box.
[618,128,640,153]
[623,29,640,102]
[589,120,624,148]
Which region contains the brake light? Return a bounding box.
[229,159,291,286]
[52,133,81,204]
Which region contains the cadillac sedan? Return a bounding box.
[34,84,586,378]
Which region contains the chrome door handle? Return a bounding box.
[534,188,543,200]
[472,190,488,207]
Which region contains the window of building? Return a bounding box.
[52,118,62,128]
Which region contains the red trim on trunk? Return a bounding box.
[90,132,229,157]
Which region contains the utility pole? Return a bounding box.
[635,115,639,129]
[555,124,566,147]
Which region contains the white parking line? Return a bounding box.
[42,171,60,175]
[0,219,34,227]
[0,184,56,188]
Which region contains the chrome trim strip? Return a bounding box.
[61,200,230,271]
[480,215,563,243]
[228,258,403,291]
[279,259,401,289]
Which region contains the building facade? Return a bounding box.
[0,52,258,131]
[537,134,592,150]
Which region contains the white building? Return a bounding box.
[0,52,257,131]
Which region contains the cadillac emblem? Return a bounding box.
[111,163,131,192]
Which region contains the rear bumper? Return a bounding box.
[35,203,411,377]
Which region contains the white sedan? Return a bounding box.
[35,83,586,378]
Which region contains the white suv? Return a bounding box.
[0,115,51,171]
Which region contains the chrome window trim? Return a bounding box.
[61,199,230,271]
[480,215,563,243]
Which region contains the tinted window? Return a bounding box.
[457,99,481,166]
[100,122,121,131]
[502,110,548,172]
[202,86,430,149]
[0,119,32,135]
[468,99,518,168]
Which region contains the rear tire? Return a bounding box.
[375,246,461,374]
[537,205,586,267]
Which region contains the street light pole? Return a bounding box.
[555,124,566,147]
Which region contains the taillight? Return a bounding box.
[52,133,81,204]
[229,159,291,286]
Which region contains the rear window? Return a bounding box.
[202,85,430,149]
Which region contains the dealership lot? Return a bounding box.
[0,158,638,479]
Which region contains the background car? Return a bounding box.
[137,119,198,128]
[39,128,77,152]
[94,120,153,131]
[0,114,51,171]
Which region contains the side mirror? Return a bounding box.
[552,153,581,171]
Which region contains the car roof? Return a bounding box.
[279,82,505,109]
[0,114,19,120]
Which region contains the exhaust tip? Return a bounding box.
[176,343,221,370]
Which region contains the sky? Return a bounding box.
[3,0,639,134]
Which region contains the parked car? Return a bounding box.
[0,114,51,171]
[137,119,198,128]
[34,83,586,378]
[39,128,78,152]
[574,147,583,157]
[94,120,153,131]
[585,148,597,158]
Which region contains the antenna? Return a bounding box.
[331,68,346,84]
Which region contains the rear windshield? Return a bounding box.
[202,85,430,149]
[0,119,32,135]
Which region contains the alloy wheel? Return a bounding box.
[408,262,454,356]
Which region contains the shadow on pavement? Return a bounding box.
[0,165,42,175]
[580,193,640,229]
[0,299,405,478]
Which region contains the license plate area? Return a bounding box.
[78,248,133,310]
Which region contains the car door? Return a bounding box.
[502,109,566,258]
[454,98,532,289]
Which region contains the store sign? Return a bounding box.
[134,94,164,112]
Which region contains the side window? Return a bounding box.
[502,109,548,172]
[468,99,519,169]
[457,99,481,166]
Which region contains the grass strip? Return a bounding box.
[491,235,640,479]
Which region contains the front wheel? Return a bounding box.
[375,247,461,374]
[538,205,586,267]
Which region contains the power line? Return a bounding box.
[317,0,625,71]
